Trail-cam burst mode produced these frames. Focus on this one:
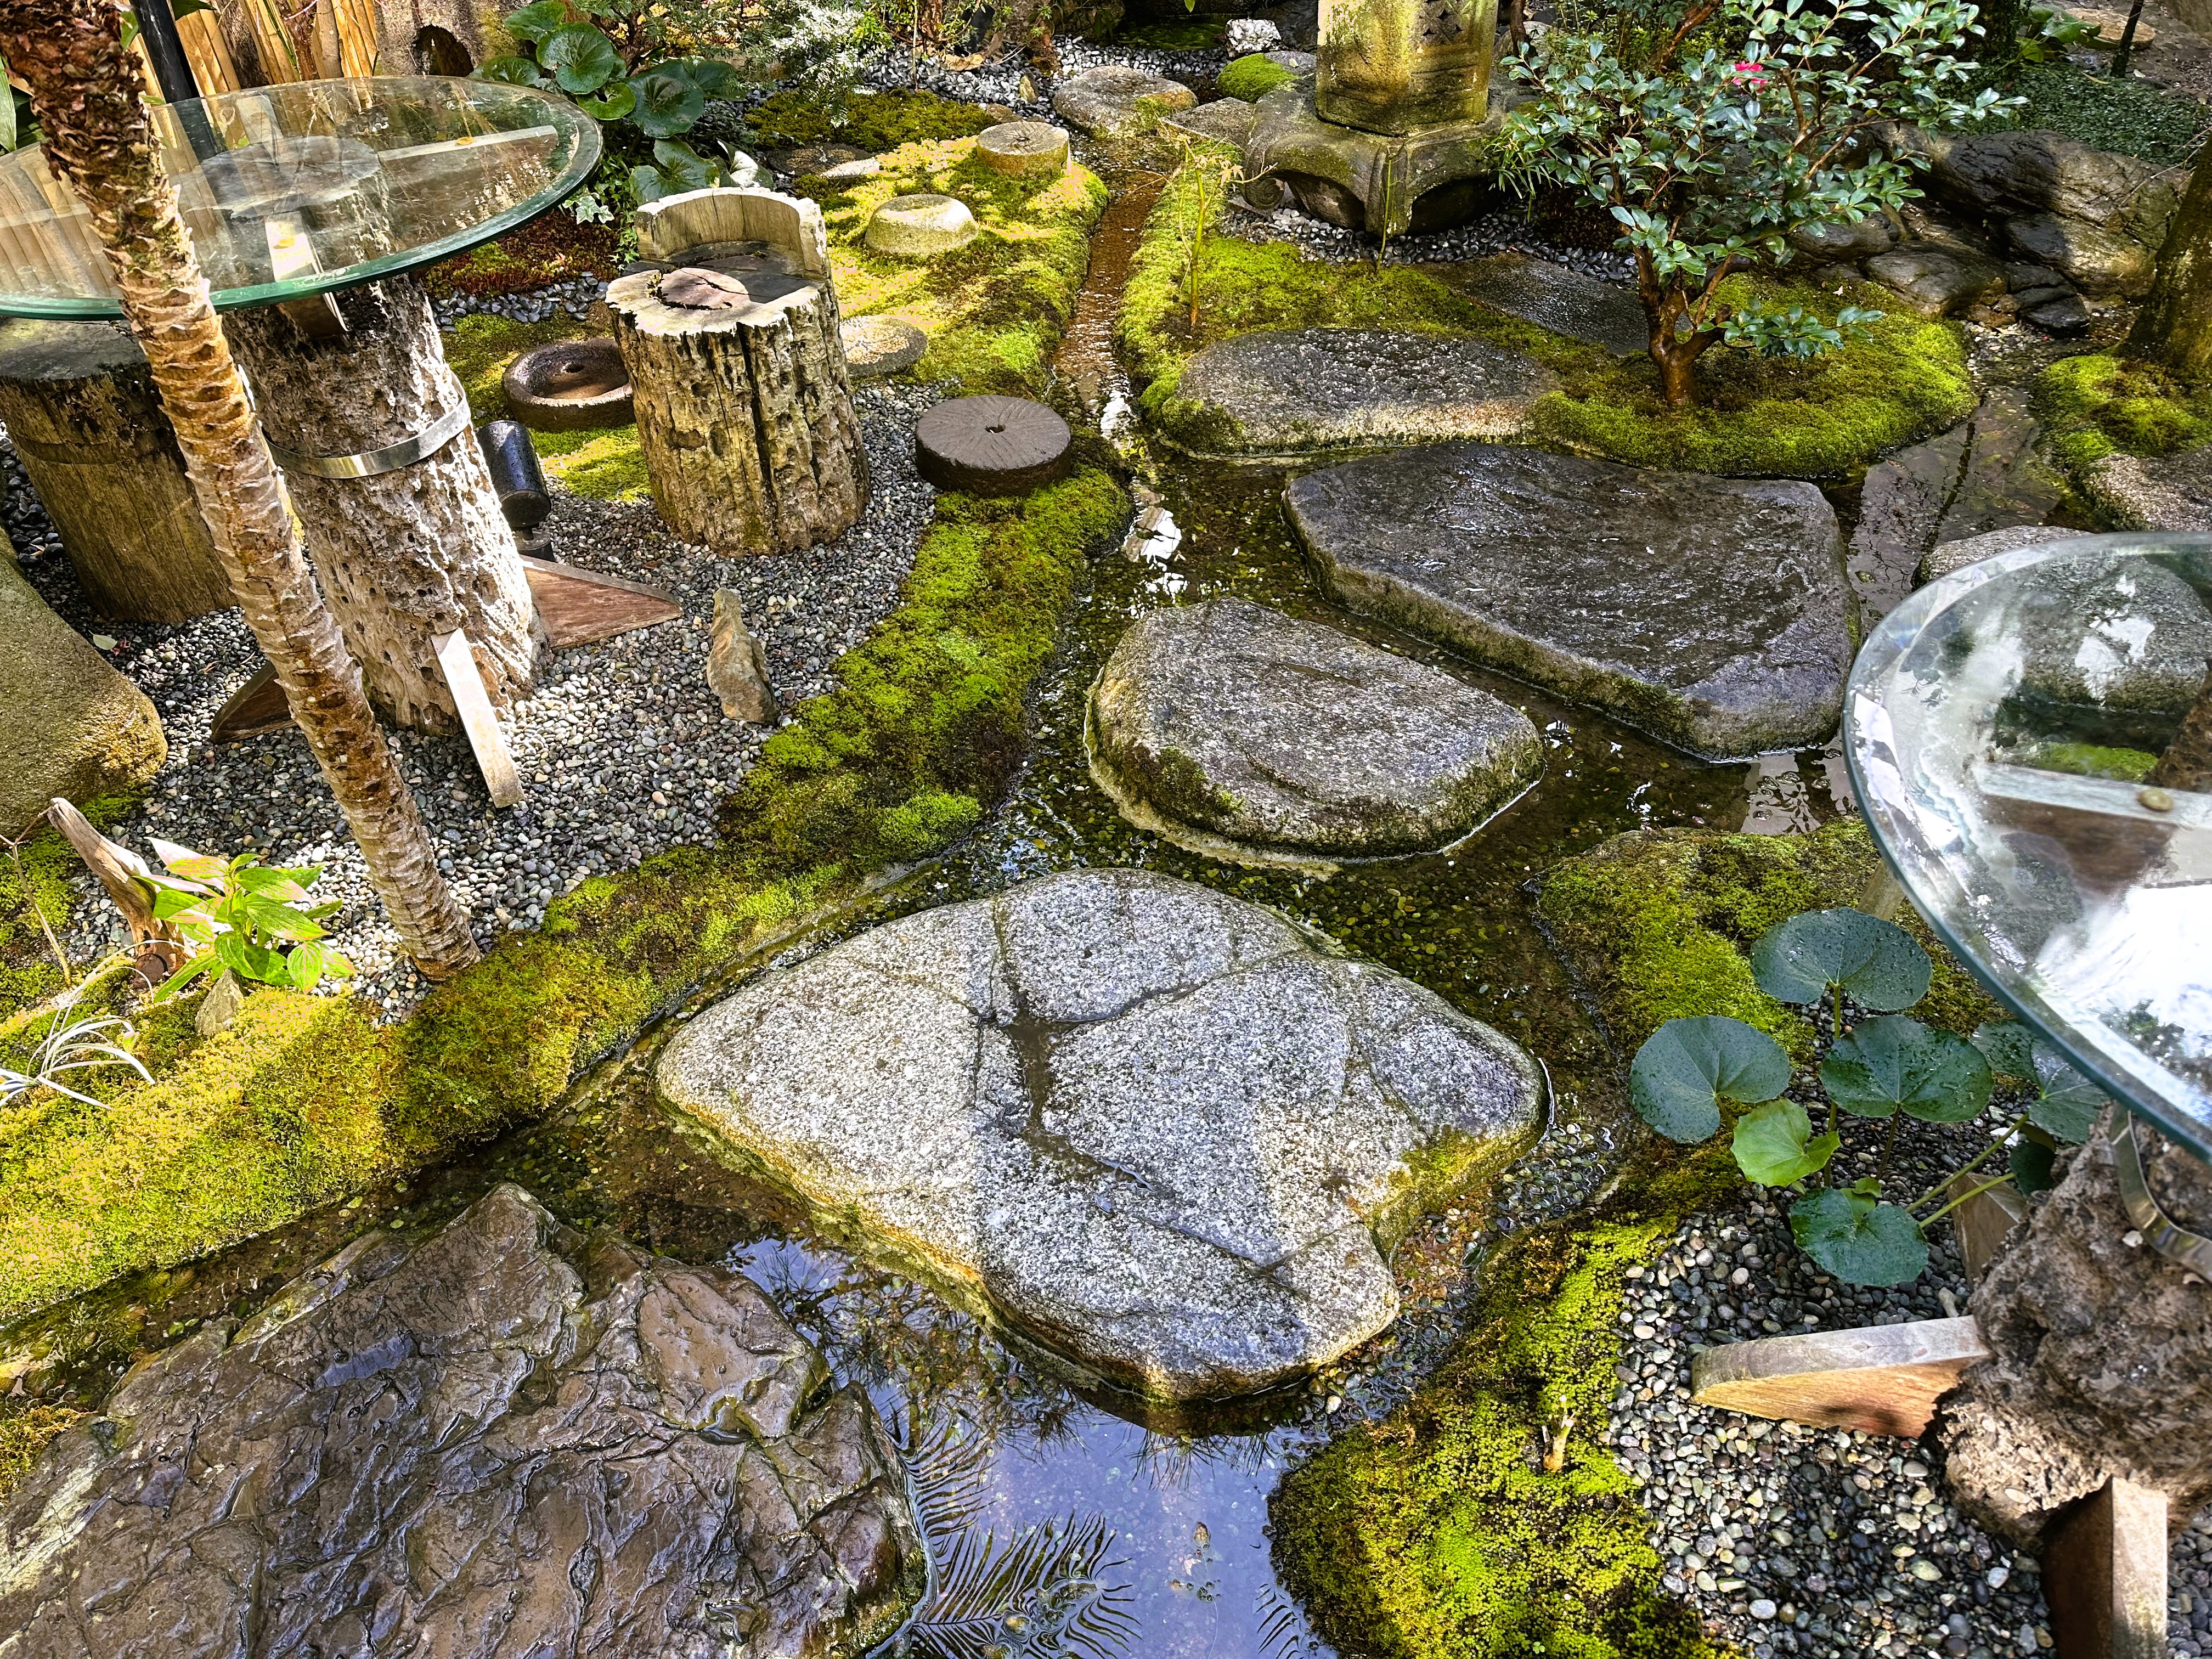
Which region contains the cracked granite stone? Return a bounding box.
[0,1185,923,1659]
[657,869,1545,1401]
[1090,597,1542,854]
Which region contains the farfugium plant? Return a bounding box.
[1503,0,2017,407]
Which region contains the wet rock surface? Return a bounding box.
[1090,596,1542,854]
[1286,442,1852,759]
[0,1185,923,1659]
[2085,442,2212,533]
[1447,250,1651,356]
[1921,523,2079,584]
[1163,327,1556,456]
[657,868,1545,1402]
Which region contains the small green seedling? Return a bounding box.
[141,840,354,998]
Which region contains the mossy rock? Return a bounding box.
[1120,155,1976,477]
[0,470,1131,1321]
[1534,820,1999,1068]
[2033,351,2212,480]
[748,88,995,153]
[1270,1152,1740,1659]
[1217,52,1299,100]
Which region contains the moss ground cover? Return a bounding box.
[747,87,993,152]
[0,470,1129,1320]
[1271,1153,1737,1659]
[1216,52,1298,100]
[1974,63,2210,166]
[444,313,652,503]
[2033,351,2212,473]
[795,137,1110,393]
[1121,157,1975,476]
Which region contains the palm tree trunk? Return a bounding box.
[0,0,480,980]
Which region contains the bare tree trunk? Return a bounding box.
[0,0,479,980]
[224,277,544,732]
[1638,264,1719,411]
[2128,139,2212,379]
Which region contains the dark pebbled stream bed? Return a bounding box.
[0,182,1877,1658]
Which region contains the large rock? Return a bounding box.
[0,1185,924,1659]
[2084,443,2212,533]
[1450,251,1651,357]
[1895,126,2180,247]
[1090,597,1543,854]
[1921,522,2079,583]
[1,555,165,833]
[2009,551,2212,729]
[1052,65,1195,138]
[1285,443,1852,759]
[657,869,1545,1402]
[2006,210,2155,297]
[1864,244,2007,318]
[1160,328,1556,457]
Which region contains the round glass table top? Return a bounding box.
[1845,532,2212,1159]
[0,76,600,319]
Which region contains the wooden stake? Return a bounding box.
[433,631,524,809]
[2045,1476,2168,1659]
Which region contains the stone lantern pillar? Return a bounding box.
[1317,0,1494,134]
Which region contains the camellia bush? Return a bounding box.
[1504,0,2016,407]
[1631,907,2104,1285]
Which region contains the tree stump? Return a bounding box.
[611,188,867,557]
[0,318,229,622]
[1934,1118,2212,1549]
[224,274,542,732]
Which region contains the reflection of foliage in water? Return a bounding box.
[1256,1587,1335,1659]
[902,1511,1136,1659]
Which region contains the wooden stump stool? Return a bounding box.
[611,188,867,557]
[0,318,229,622]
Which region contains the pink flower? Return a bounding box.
[1731,58,1768,84]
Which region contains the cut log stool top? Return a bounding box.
[503,337,634,432]
[915,396,1074,496]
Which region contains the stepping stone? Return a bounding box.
[975,119,1070,176]
[1448,251,1651,358]
[1,555,165,832]
[502,336,632,431]
[1091,596,1541,855]
[1284,442,1852,759]
[1164,97,1259,152]
[1052,65,1196,138]
[1161,327,1556,458]
[657,868,1544,1401]
[864,193,979,259]
[0,1185,924,1658]
[1921,523,2078,584]
[1864,245,2007,318]
[842,313,928,379]
[2085,442,2212,532]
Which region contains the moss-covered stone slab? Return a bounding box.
[2084,442,2212,533]
[1162,327,1554,458]
[1286,442,1850,759]
[657,868,1543,1402]
[1090,596,1541,855]
[1051,65,1196,139]
[0,1184,925,1658]
[1,555,165,834]
[1447,251,1650,358]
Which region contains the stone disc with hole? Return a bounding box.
[502,337,633,432]
[913,396,1073,496]
[842,315,927,380]
[975,120,1070,177]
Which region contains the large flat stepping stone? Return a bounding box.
[1447,251,1651,357]
[1052,65,1195,138]
[1285,443,1852,759]
[0,1185,923,1659]
[657,869,1544,1402]
[1161,327,1556,458]
[1091,596,1542,854]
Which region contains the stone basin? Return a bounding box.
[502,336,634,432]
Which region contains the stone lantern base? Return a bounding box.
[1244,82,1511,239]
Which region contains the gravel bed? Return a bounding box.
[430,273,604,330]
[10,377,941,1019]
[1222,197,1638,280]
[850,34,1233,111]
[1606,1110,2210,1658]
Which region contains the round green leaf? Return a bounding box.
[539,24,623,93]
[1971,1020,2037,1084]
[473,54,548,86]
[1750,907,1932,1011]
[1819,1015,1992,1122]
[1790,1188,1929,1286]
[579,81,636,120]
[1732,1098,1841,1187]
[650,137,720,190]
[629,67,706,136]
[654,54,746,98]
[500,0,573,45]
[1629,1015,1792,1144]
[2029,1045,2107,1143]
[629,162,671,202]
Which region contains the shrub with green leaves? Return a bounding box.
[142,842,354,998]
[1629,906,2102,1285]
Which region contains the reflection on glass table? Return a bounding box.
[0,76,599,319]
[1846,533,2212,1160]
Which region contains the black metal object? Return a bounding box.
[134,0,201,108]
[477,419,551,532]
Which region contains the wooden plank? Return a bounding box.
[433,630,524,808]
[1689,1316,1990,1437]
[177,7,242,94]
[2046,1476,2168,1659]
[1951,1173,2029,1283]
[521,555,683,649]
[211,664,294,742]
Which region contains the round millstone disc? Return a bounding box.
[502,337,633,432]
[863,193,979,259]
[842,315,928,380]
[914,395,1073,496]
[975,120,1071,177]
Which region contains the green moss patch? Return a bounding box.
[796,137,1109,393]
[0,469,1129,1321]
[443,313,650,502]
[0,1402,87,1502]
[2033,351,2212,473]
[1217,52,1297,100]
[1271,1155,1739,1659]
[749,87,994,153]
[0,831,76,1024]
[1121,156,1974,476]
[1534,821,1999,1067]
